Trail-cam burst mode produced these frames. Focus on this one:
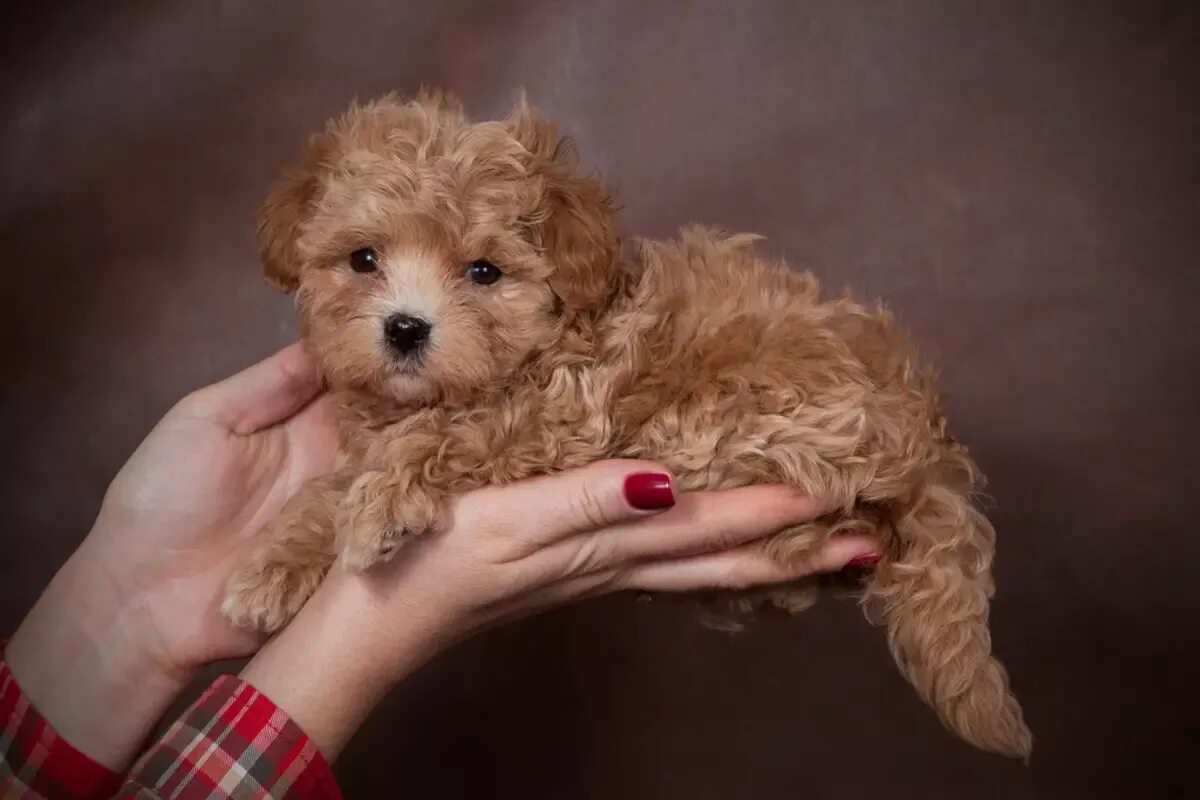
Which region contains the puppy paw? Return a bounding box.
[221,558,326,634]
[338,471,442,571]
[340,509,409,571]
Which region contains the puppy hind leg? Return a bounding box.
[700,514,872,628]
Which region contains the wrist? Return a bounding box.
[6,546,193,769]
[239,567,449,760]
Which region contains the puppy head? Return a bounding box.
[258,90,619,403]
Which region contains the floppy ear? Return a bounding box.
[257,131,336,292]
[507,95,619,311]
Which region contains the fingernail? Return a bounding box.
[846,552,882,568]
[624,472,675,510]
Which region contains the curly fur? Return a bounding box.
[221,89,1030,758]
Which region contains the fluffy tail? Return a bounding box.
[866,482,1032,758]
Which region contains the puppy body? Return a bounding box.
[223,91,1030,758]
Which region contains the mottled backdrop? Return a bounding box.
[2,2,1197,797]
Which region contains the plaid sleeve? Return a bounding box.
[116,675,341,800]
[0,654,124,800]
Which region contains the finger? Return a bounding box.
[488,534,880,621]
[618,534,882,593]
[539,484,826,574]
[181,343,324,434]
[453,460,677,550]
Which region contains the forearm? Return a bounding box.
[5,540,191,770]
[238,568,448,760]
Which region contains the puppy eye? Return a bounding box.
[466,259,502,286]
[349,247,379,273]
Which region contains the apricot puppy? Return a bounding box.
[222,90,1030,758]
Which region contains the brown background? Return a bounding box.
[2,1,1197,797]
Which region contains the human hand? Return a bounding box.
[87,342,339,669]
[241,460,880,759]
[6,343,338,767]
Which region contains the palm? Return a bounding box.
[87,362,339,669]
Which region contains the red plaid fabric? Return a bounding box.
[117,675,341,799]
[2,652,341,800]
[0,658,123,799]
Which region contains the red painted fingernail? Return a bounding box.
[847,553,882,568]
[624,472,675,510]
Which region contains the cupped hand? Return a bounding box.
[6,344,338,768]
[366,461,881,638]
[243,460,881,759]
[87,343,340,671]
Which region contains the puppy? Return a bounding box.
[223,90,1030,758]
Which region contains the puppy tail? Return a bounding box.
[865,481,1032,759]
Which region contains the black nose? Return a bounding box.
[383,313,431,354]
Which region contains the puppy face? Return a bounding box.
[258,91,619,403]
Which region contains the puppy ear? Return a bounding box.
[257,131,335,292]
[507,94,619,311]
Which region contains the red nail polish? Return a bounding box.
[847,553,882,568]
[624,472,675,510]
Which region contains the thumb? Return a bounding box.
[180,343,324,434]
[457,460,677,546]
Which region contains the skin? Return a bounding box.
[6,344,879,767]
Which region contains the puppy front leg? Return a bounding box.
[336,422,563,570]
[222,469,353,633]
[338,467,448,571]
